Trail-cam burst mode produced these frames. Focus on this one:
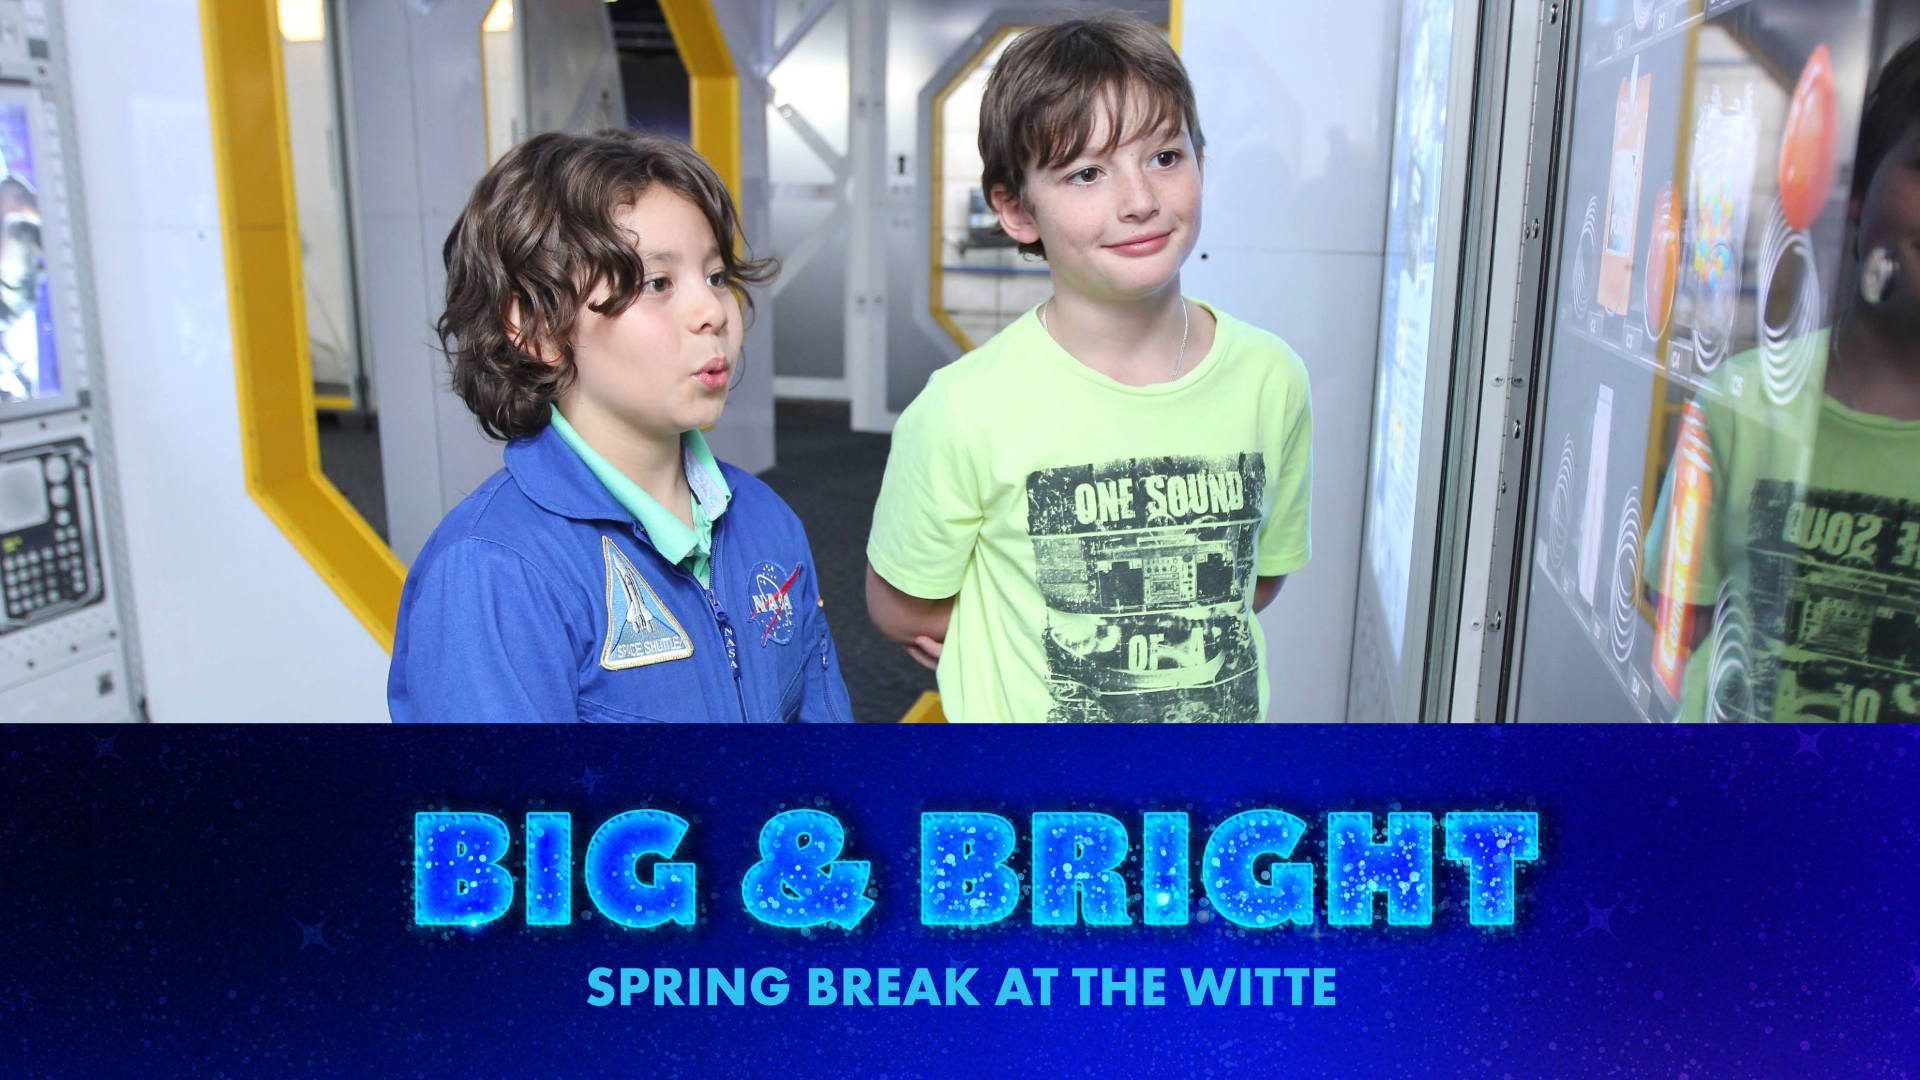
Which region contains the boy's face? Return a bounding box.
[994,90,1201,304]
[1857,122,1920,320]
[564,185,742,443]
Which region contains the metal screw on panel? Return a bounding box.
[1470,620,1482,632]
[1512,420,1523,438]
[1548,3,1560,24]
[1492,375,1505,386]
[1525,220,1541,239]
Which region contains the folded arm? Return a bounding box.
[866,563,955,670]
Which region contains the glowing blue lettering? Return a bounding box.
[741,809,874,929]
[1031,812,1130,926]
[920,812,1019,925]
[525,812,572,926]
[1142,812,1189,925]
[1326,811,1434,926]
[1201,809,1313,927]
[413,812,513,926]
[584,809,696,927]
[1444,811,1541,926]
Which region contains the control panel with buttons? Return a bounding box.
[0,436,101,632]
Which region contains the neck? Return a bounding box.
[1042,280,1205,386]
[1830,312,1920,421]
[557,398,692,524]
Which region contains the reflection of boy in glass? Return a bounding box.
[0,170,43,402]
[1645,36,1920,722]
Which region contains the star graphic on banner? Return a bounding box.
[1792,727,1824,760]
[572,767,606,796]
[1624,900,1642,916]
[1578,898,1618,938]
[295,916,333,952]
[91,733,119,762]
[1907,960,1919,988]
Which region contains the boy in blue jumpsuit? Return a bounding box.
[389,131,852,723]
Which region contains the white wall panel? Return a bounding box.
[1182,0,1399,722]
[67,0,391,721]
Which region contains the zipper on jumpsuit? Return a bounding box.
[642,521,752,723]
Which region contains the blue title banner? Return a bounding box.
[3,724,1916,1078]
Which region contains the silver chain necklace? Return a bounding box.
[1040,297,1191,381]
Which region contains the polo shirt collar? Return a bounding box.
[505,415,732,568]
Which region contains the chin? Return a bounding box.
[685,395,727,433]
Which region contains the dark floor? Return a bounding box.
[315,402,933,722]
[759,400,937,723]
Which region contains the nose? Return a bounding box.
[1115,164,1160,222]
[689,273,729,336]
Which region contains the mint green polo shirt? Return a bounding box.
[548,407,732,586]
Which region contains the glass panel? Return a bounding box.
[279,0,385,537]
[0,93,57,403]
[1514,0,1907,722]
[1357,0,1462,698]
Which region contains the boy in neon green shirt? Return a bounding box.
[865,14,1312,722]
[1644,38,1920,722]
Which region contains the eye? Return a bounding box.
[1067,166,1101,185]
[1152,149,1182,168]
[706,269,728,288]
[642,275,671,295]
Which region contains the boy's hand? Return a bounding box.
[906,635,944,671]
[1253,575,1287,613]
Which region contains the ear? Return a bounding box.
[504,298,557,366]
[990,183,1041,246]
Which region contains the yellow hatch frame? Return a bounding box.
[199,0,739,649]
[926,24,1027,353]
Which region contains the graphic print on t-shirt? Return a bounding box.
[1026,454,1266,722]
[1721,481,1920,722]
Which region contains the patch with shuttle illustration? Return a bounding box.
[599,536,693,670]
[1026,453,1266,722]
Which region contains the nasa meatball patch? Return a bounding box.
[747,560,800,646]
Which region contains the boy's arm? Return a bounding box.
[867,564,954,668]
[865,379,980,668]
[1253,575,1286,613]
[390,540,587,723]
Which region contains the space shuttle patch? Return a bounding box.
[599,537,693,670]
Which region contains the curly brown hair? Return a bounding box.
[437,130,775,441]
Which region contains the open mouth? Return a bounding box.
[1106,230,1173,256]
[694,358,730,391]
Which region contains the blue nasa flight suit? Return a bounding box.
[389,424,853,723]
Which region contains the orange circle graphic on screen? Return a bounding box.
[1778,44,1837,233]
[1645,184,1681,338]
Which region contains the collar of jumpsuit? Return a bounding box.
[543,406,733,586]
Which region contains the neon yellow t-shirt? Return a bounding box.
[1644,331,1920,722]
[868,300,1313,723]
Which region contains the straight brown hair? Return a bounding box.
[977,12,1204,259]
[438,130,774,441]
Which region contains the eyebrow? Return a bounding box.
[636,246,724,265]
